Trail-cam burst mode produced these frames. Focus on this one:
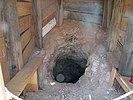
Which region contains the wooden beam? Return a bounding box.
[0,63,7,100]
[2,0,23,76]
[118,2,133,76]
[115,72,133,100]
[107,0,124,51]
[32,0,43,49]
[56,0,63,26]
[0,0,10,84]
[6,57,43,97]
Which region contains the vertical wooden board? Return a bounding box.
[0,31,10,84]
[21,26,33,50]
[17,2,32,17]
[120,17,128,31]
[19,15,33,33]
[0,64,7,100]
[22,37,35,64]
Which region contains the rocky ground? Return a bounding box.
[25,20,129,100]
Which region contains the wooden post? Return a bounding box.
[2,0,23,76]
[118,2,133,76]
[56,0,64,26]
[0,63,7,100]
[102,0,113,28]
[107,0,124,51]
[32,0,43,49]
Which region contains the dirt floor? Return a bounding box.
[25,20,129,100]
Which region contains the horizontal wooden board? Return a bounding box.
[120,17,128,31]
[19,15,33,34]
[22,37,35,64]
[64,10,102,24]
[21,26,34,50]
[17,2,32,17]
[42,11,56,26]
[6,56,44,96]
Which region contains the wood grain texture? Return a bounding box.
[19,15,33,34]
[22,37,35,64]
[21,26,34,50]
[17,2,32,17]
[6,57,44,96]
[118,3,133,76]
[3,0,23,76]
[0,64,7,100]
[32,0,43,49]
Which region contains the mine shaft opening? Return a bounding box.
[53,56,87,83]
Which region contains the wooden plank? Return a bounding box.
[22,37,35,64]
[21,26,33,50]
[6,57,44,96]
[0,63,7,100]
[56,0,63,26]
[19,15,33,34]
[32,0,43,49]
[120,17,128,31]
[3,0,23,75]
[118,3,133,76]
[108,0,124,51]
[0,31,10,84]
[42,11,56,27]
[115,72,133,100]
[25,71,38,92]
[17,2,32,17]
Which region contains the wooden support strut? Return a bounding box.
[2,0,23,76]
[32,0,43,49]
[118,0,133,76]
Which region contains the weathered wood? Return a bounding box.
[19,15,33,34]
[3,0,23,76]
[118,2,133,76]
[22,37,35,64]
[0,2,10,84]
[17,2,32,17]
[42,11,56,26]
[115,71,133,100]
[108,0,124,52]
[0,63,7,100]
[32,0,43,49]
[25,71,38,92]
[102,0,113,28]
[21,26,33,50]
[6,57,44,97]
[56,0,63,26]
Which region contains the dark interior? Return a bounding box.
[53,57,87,83]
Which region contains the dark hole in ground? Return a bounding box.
[53,57,87,83]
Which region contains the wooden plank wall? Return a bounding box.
[40,0,57,27]
[64,0,104,25]
[17,0,35,64]
[108,0,132,60]
[118,0,132,45]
